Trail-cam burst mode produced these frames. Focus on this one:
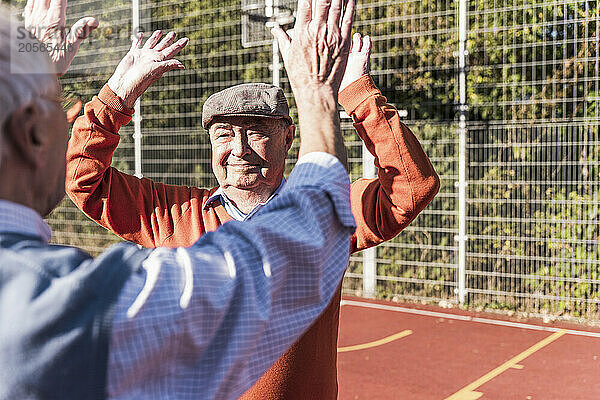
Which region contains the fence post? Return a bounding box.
[267,0,281,86]
[132,0,143,178]
[362,141,377,299]
[272,38,280,87]
[456,0,468,305]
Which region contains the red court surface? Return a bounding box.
[337,297,600,400]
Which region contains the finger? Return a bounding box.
[131,32,143,51]
[352,32,361,52]
[313,0,332,27]
[362,35,372,54]
[23,0,34,21]
[49,0,66,10]
[143,30,163,49]
[158,59,186,74]
[327,0,343,30]
[67,17,98,43]
[48,0,67,20]
[155,31,177,51]
[271,27,291,62]
[160,37,189,60]
[32,0,50,21]
[340,0,355,44]
[61,18,98,73]
[295,0,312,28]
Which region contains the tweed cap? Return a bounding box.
[202,83,292,128]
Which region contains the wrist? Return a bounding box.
[293,82,338,103]
[98,84,135,115]
[295,87,338,114]
[107,77,137,109]
[338,74,378,112]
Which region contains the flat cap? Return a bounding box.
[202,83,292,128]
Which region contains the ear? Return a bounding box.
[285,124,296,152]
[4,102,46,168]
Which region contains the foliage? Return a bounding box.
[4,0,598,318]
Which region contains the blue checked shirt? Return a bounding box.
[106,152,355,399]
[0,153,354,400]
[35,153,344,400]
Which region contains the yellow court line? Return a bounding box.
[444,330,567,400]
[337,330,412,353]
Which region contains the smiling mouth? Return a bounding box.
[227,163,260,168]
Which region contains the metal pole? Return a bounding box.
[456,0,468,305]
[269,0,280,86]
[362,141,377,298]
[272,37,280,87]
[132,0,143,178]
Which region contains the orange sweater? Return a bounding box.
[66,75,439,399]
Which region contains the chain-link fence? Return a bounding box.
[466,0,599,320]
[13,0,597,322]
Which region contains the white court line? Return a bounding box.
[341,299,600,339]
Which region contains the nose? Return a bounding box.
[231,130,250,157]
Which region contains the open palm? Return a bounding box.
[107,31,189,108]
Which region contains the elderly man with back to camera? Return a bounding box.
[0,0,362,398]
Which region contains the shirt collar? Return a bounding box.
[204,178,286,221]
[0,200,52,243]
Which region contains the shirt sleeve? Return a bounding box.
[65,85,207,248]
[339,75,440,253]
[106,152,355,400]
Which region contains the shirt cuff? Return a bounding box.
[98,84,135,116]
[294,151,344,170]
[338,74,380,115]
[288,152,356,229]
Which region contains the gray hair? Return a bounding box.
[0,5,57,161]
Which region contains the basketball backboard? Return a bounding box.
[241,0,296,48]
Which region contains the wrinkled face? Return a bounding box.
[209,116,295,192]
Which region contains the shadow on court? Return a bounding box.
[337,297,600,400]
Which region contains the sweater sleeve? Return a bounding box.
[339,75,440,253]
[65,84,207,248]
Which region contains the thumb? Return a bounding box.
[158,59,186,75]
[271,27,291,61]
[67,17,99,46]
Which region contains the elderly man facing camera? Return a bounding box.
[0,0,362,398]
[65,15,440,400]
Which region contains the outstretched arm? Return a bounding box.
[271,0,355,168]
[338,34,440,252]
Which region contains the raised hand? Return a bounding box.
[339,33,371,93]
[271,0,356,100]
[107,31,189,109]
[271,0,355,168]
[23,0,98,76]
